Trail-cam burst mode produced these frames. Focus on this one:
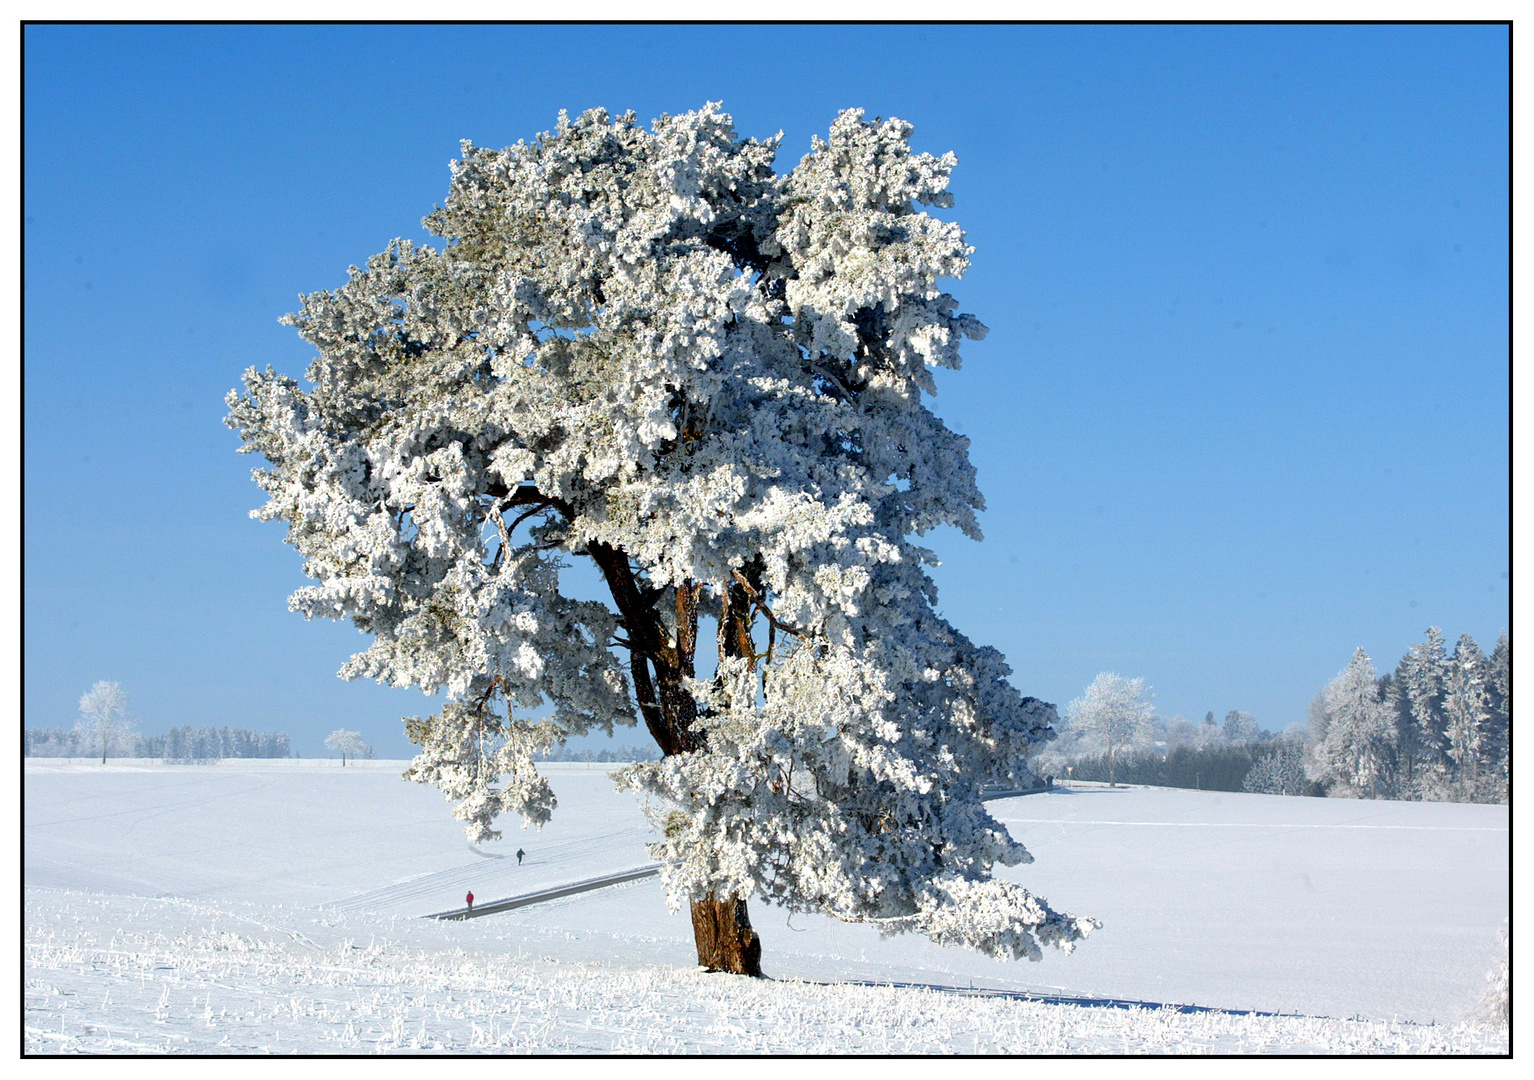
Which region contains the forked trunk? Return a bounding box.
[585,546,771,975]
[689,892,763,976]
[685,571,765,976]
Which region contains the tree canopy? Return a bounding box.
[324,728,371,765]
[227,104,1094,972]
[1063,672,1155,786]
[77,680,133,764]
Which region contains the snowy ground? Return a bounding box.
[24,760,1509,1054]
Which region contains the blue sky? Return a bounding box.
[24,24,1508,757]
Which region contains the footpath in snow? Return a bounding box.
[24,760,1509,1054]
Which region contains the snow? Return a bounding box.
[25,761,1508,1053]
[24,760,652,914]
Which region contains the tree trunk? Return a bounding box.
[689,892,763,976]
[688,568,765,976]
[586,543,768,974]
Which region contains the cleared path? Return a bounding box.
[427,864,661,920]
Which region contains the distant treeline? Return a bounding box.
[1062,742,1322,796]
[533,743,660,763]
[25,725,291,760]
[1301,629,1509,804]
[1034,626,1508,804]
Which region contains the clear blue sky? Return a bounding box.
[24,24,1509,757]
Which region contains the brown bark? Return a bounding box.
[586,540,699,756]
[719,570,757,670]
[689,891,763,976]
[686,565,766,975]
[493,489,765,973]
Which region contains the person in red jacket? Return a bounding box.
[465,891,474,914]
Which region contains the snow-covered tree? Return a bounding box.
[226,104,1095,975]
[324,728,371,766]
[1305,649,1394,799]
[1378,673,1411,793]
[1221,709,1259,744]
[1196,710,1225,747]
[1484,632,1510,802]
[1242,743,1309,796]
[1394,627,1450,797]
[76,680,134,764]
[1063,673,1155,786]
[1162,714,1198,752]
[1442,634,1490,801]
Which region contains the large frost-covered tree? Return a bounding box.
[227,104,1095,975]
[1062,673,1154,786]
[76,680,134,765]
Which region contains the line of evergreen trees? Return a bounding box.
[25,725,291,761]
[1302,628,1509,804]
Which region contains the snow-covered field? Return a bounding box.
[25,760,1509,1054]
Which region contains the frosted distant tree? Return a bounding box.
[76,681,134,764]
[1442,634,1490,801]
[324,728,371,766]
[1179,710,1222,750]
[1305,649,1394,799]
[226,104,1094,975]
[1484,632,1510,802]
[1163,714,1198,752]
[1378,673,1412,794]
[1242,744,1308,796]
[1221,710,1259,744]
[1394,627,1450,797]
[1196,710,1224,746]
[1064,673,1155,786]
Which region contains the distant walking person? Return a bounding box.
[516,848,525,865]
[465,891,473,914]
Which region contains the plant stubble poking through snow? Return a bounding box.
[227,104,1095,974]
